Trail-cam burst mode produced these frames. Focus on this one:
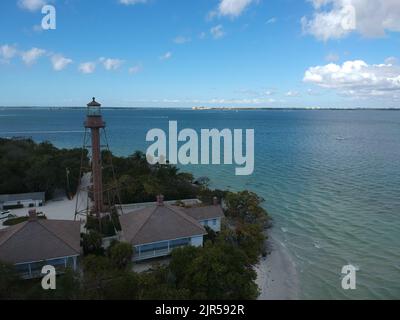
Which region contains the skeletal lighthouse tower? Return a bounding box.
[75,98,121,221]
[85,97,105,216]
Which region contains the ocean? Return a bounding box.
[1,107,399,299]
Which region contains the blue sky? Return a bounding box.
[1,0,400,108]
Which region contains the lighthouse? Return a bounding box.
[75,98,122,224]
[85,98,105,217]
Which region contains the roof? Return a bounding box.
[87,97,101,107]
[0,192,45,204]
[120,204,207,246]
[182,205,225,221]
[0,219,81,264]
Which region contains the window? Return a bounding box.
[140,241,169,253]
[213,219,217,226]
[66,256,76,269]
[170,238,190,248]
[46,257,67,273]
[47,258,67,266]
[203,220,209,226]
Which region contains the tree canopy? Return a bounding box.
[0,138,85,199]
[0,139,271,300]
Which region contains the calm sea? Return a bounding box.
[1,107,399,299]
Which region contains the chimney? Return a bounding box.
[28,209,37,221]
[156,194,165,206]
[213,196,219,206]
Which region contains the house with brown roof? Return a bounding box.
[0,210,81,279]
[119,196,224,261]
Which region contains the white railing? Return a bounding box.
[133,244,188,261]
[134,248,170,261]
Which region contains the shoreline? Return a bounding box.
[255,231,299,300]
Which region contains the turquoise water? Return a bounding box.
[1,108,399,299]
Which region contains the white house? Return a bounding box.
[0,210,81,279]
[119,196,224,261]
[183,204,223,233]
[0,192,45,211]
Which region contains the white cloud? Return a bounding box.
[173,36,191,44]
[236,88,260,96]
[302,0,400,41]
[301,0,356,41]
[236,88,277,97]
[119,0,147,5]
[121,97,285,106]
[204,97,283,105]
[286,90,301,97]
[99,57,124,70]
[304,59,400,98]
[51,54,72,71]
[266,17,277,24]
[21,47,46,65]
[385,56,398,65]
[307,88,321,96]
[210,25,225,39]
[160,52,172,61]
[129,64,142,74]
[325,52,340,62]
[217,0,253,18]
[79,62,96,74]
[0,45,18,61]
[18,0,45,11]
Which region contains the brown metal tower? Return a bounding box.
[85,97,105,216]
[75,98,121,222]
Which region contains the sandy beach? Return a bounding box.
[2,176,300,301]
[255,231,299,300]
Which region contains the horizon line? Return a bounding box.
[0,106,400,111]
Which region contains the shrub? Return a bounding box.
[106,242,133,270]
[2,214,46,226]
[82,230,104,256]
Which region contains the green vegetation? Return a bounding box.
[104,150,198,203]
[85,212,121,237]
[169,243,259,299]
[106,241,134,270]
[0,262,81,300]
[0,138,86,199]
[82,230,104,256]
[0,190,268,300]
[0,263,21,300]
[0,138,270,300]
[2,213,47,226]
[0,138,196,204]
